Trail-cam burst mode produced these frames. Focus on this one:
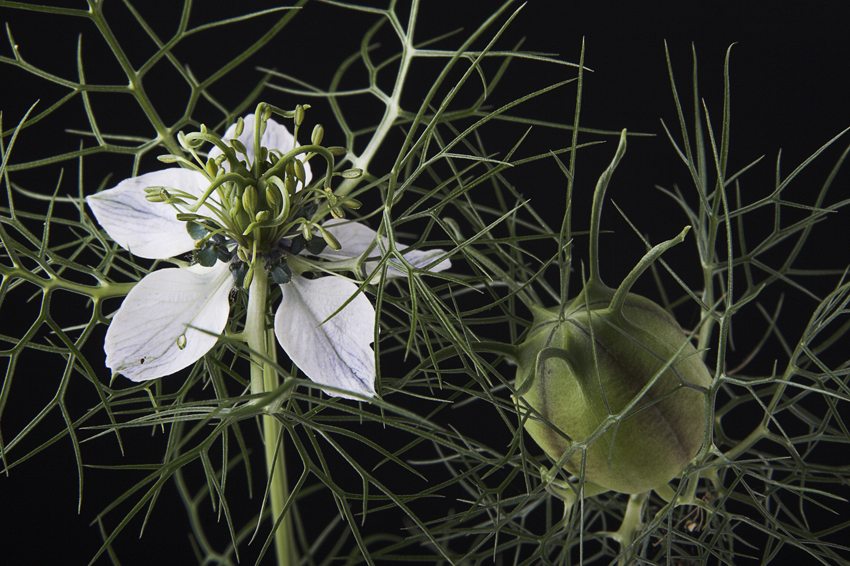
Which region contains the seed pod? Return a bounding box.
[514,131,711,495]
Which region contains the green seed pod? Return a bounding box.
[515,131,711,495]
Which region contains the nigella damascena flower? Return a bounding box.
[87,109,450,399]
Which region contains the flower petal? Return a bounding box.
[104,263,234,381]
[209,114,312,185]
[86,169,210,259]
[315,220,381,262]
[319,220,451,279]
[275,275,376,399]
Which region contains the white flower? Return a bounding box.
[86,115,450,399]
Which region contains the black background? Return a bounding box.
[2,1,849,564]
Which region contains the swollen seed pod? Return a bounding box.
[515,131,712,495]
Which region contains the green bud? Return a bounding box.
[235,210,251,233]
[255,210,270,222]
[157,155,180,164]
[230,138,248,156]
[237,247,249,263]
[318,225,342,250]
[284,174,297,196]
[144,188,170,202]
[243,266,254,290]
[293,159,306,185]
[514,130,711,495]
[204,158,218,179]
[341,198,362,210]
[177,131,190,151]
[301,224,312,241]
[340,168,363,179]
[175,213,204,222]
[265,184,281,211]
[235,116,244,137]
[242,185,258,217]
[311,124,324,146]
[327,146,347,156]
[229,191,243,216]
[294,105,305,127]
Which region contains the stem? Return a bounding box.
[612,491,648,565]
[608,226,691,314]
[586,129,628,295]
[246,260,295,566]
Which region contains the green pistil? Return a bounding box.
[155,103,364,279]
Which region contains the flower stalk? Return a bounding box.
[245,257,295,565]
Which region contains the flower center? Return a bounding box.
[146,103,362,287]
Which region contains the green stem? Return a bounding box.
[586,129,628,295]
[246,260,295,566]
[612,491,648,565]
[608,226,691,314]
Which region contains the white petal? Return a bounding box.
[383,249,452,279]
[320,220,452,279]
[209,114,312,185]
[315,220,381,262]
[104,263,234,381]
[275,275,376,399]
[86,169,210,259]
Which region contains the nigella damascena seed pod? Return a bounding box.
[515,290,711,494]
[514,130,712,495]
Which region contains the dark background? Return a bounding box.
[2,1,848,564]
